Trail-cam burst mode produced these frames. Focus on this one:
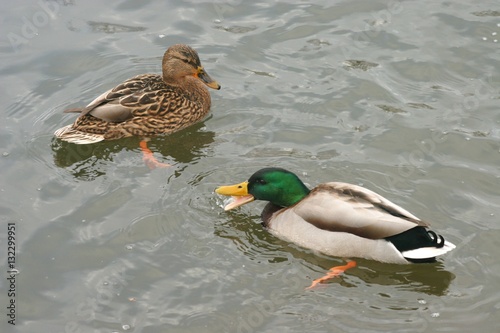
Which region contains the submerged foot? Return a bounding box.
[139,140,171,170]
[306,261,357,290]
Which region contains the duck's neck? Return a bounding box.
[164,75,211,113]
[275,183,310,207]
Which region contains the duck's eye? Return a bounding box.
[181,58,189,64]
[256,179,267,185]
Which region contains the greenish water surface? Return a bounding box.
[1,1,499,332]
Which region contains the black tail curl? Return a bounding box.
[427,230,445,248]
[385,226,446,253]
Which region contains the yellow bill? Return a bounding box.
[215,181,254,211]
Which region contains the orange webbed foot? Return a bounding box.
[139,140,171,170]
[306,261,357,290]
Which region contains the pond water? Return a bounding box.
[1,1,499,332]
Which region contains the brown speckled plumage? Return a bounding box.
[54,44,220,144]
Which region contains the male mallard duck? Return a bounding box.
[54,44,220,168]
[216,167,456,288]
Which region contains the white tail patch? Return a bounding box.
[402,241,456,260]
[54,125,105,144]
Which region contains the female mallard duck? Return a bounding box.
[216,167,456,288]
[54,44,220,168]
